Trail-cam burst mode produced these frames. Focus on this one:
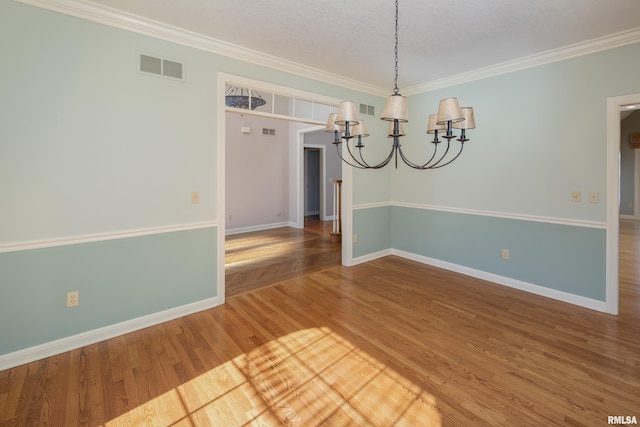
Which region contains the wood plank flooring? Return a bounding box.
[225,216,341,297]
[1,220,639,426]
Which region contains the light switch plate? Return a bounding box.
[571,191,581,202]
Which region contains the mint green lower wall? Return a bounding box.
[0,227,217,355]
[354,205,607,301]
[389,206,606,300]
[353,206,392,258]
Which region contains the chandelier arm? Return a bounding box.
[345,139,373,169]
[396,144,432,170]
[335,143,368,169]
[395,137,443,169]
[418,141,440,168]
[335,142,372,170]
[396,138,450,170]
[373,144,397,169]
[353,138,373,168]
[427,143,465,169]
[355,143,396,169]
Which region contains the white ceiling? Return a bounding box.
[84,0,640,91]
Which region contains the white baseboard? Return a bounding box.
[225,221,294,236]
[391,249,607,313]
[351,247,607,313]
[0,297,221,371]
[351,249,392,265]
[620,214,640,221]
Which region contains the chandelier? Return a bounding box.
[225,86,266,110]
[325,0,475,169]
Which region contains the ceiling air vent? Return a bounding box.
[139,54,184,81]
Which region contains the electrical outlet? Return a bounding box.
[67,291,79,307]
[502,249,510,260]
[191,191,200,204]
[353,234,358,243]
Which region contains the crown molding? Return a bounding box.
[404,27,640,96]
[15,1,640,98]
[15,0,389,97]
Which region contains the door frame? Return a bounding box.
[217,73,352,303]
[606,92,640,315]
[302,145,327,221]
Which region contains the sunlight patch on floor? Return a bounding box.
[105,327,441,426]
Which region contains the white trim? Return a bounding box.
[352,201,606,229]
[0,221,217,254]
[353,202,393,210]
[620,215,640,221]
[302,141,327,222]
[405,28,640,95]
[225,221,297,236]
[393,202,607,229]
[223,75,342,109]
[0,296,221,371]
[219,73,353,270]
[605,94,640,315]
[17,1,639,98]
[217,74,227,305]
[391,250,608,313]
[341,143,355,266]
[351,247,608,312]
[351,249,392,266]
[15,0,387,97]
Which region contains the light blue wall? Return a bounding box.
[353,206,391,258]
[0,2,218,241]
[0,1,387,357]
[391,207,605,300]
[0,228,217,354]
[397,43,640,221]
[386,42,640,302]
[2,0,638,358]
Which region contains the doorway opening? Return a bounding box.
[606,92,640,315]
[219,74,348,300]
[223,116,342,297]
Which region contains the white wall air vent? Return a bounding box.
[262,128,276,136]
[139,54,184,81]
[359,103,375,116]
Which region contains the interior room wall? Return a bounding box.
[3,0,635,365]
[0,1,386,363]
[225,113,291,233]
[383,42,640,308]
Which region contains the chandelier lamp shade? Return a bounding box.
[326,0,476,170]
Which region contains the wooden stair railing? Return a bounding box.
[330,179,342,242]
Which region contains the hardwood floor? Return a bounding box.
[1,221,639,426]
[225,216,341,297]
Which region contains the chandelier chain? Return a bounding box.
[393,0,399,95]
[325,0,474,170]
